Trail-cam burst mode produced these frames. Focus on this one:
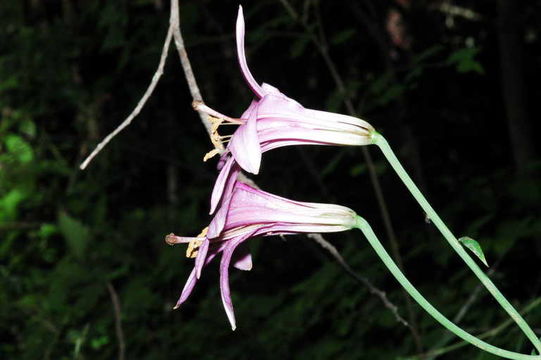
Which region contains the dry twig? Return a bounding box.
[106,282,126,360]
[308,233,409,327]
[80,27,173,170]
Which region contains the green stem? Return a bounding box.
[413,298,541,359]
[372,132,541,354]
[355,216,540,360]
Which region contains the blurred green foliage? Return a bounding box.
[1,1,540,359]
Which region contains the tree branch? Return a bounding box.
[308,233,409,327]
[79,26,173,170]
[169,0,212,136]
[107,282,126,360]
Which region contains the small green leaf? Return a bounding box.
[459,236,488,267]
[0,188,26,221]
[447,47,485,75]
[4,134,33,163]
[18,119,37,138]
[38,223,58,239]
[90,335,109,350]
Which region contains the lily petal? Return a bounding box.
[229,107,262,174]
[194,238,210,279]
[174,243,226,309]
[232,243,253,271]
[208,161,241,238]
[210,155,236,215]
[220,228,260,330]
[236,6,264,98]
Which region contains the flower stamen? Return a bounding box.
[193,101,246,162]
[186,227,209,258]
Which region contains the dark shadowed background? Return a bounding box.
[1,0,540,359]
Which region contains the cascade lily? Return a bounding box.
[166,180,357,330]
[197,6,375,213]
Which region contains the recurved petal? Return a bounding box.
[173,243,225,309]
[232,243,253,271]
[194,238,210,279]
[208,198,229,239]
[208,163,240,239]
[229,110,262,174]
[219,228,259,330]
[210,155,236,215]
[236,6,264,98]
[173,267,198,310]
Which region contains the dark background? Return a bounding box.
[1,0,540,359]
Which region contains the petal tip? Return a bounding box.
[195,266,203,280]
[235,3,264,98]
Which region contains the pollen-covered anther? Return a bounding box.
[203,116,230,161]
[203,149,221,162]
[186,239,203,258]
[185,227,209,258]
[210,116,223,134]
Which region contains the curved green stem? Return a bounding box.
[371,132,541,354]
[355,216,540,360]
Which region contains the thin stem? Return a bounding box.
[372,132,541,354]
[79,26,173,170]
[307,233,410,327]
[354,216,540,360]
[410,298,541,359]
[106,282,126,360]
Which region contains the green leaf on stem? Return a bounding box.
[459,236,488,267]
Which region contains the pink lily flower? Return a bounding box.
[197,6,374,213]
[166,181,357,330]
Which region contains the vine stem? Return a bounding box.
[354,216,540,360]
[371,132,541,354]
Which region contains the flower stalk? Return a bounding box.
[355,216,541,360]
[370,131,541,354]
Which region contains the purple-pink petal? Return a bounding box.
[219,228,259,330]
[232,244,253,271]
[236,6,265,99]
[210,155,236,215]
[208,162,239,238]
[229,110,262,174]
[194,238,210,279]
[174,243,226,309]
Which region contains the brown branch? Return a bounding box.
[169,0,212,137]
[79,26,173,170]
[308,233,409,327]
[79,0,220,170]
[106,282,126,360]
